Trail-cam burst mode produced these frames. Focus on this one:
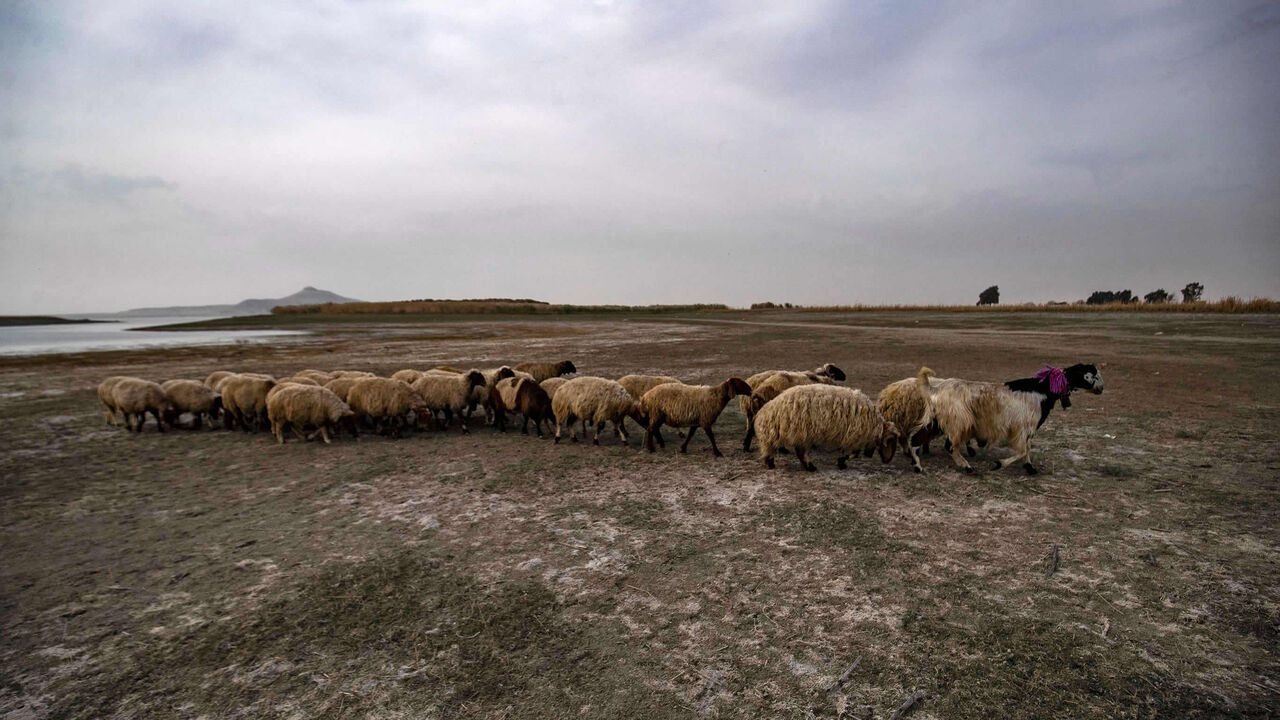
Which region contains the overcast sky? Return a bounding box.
[2,1,1277,313]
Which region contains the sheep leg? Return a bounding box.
[320,426,332,445]
[644,420,663,453]
[795,446,816,471]
[520,415,529,435]
[679,427,696,454]
[903,436,924,473]
[151,409,165,432]
[948,432,975,473]
[837,455,849,469]
[704,426,723,457]
[593,421,605,445]
[742,412,755,452]
[273,420,285,444]
[292,425,308,441]
[993,434,1035,474]
[614,421,629,446]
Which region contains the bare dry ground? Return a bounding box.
[1,311,1277,719]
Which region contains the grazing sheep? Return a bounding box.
[514,360,577,383]
[617,374,682,400]
[932,364,1105,474]
[639,377,752,457]
[411,370,488,433]
[874,366,935,472]
[267,384,357,444]
[551,377,637,446]
[346,378,430,438]
[391,369,425,385]
[110,378,177,432]
[203,370,235,389]
[160,379,223,429]
[491,377,555,436]
[539,376,569,399]
[322,376,362,403]
[467,366,517,423]
[755,384,900,471]
[219,375,278,432]
[294,369,336,384]
[740,370,841,452]
[97,376,132,425]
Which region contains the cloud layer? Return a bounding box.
[2,0,1277,313]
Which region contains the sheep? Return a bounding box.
[932,363,1105,474]
[160,379,223,429]
[219,375,278,432]
[266,384,357,444]
[617,374,682,400]
[739,369,842,452]
[466,366,517,423]
[514,360,577,383]
[551,376,637,446]
[279,375,320,387]
[322,376,362,403]
[346,377,431,438]
[874,366,936,473]
[490,377,555,437]
[754,384,901,471]
[97,376,132,425]
[638,377,753,457]
[539,376,569,399]
[331,370,376,379]
[410,370,488,433]
[293,369,336,384]
[433,365,464,373]
[390,369,425,385]
[203,370,235,389]
[109,378,177,432]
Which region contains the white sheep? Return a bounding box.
[160,379,223,429]
[932,363,1104,474]
[754,384,900,471]
[740,369,841,452]
[874,366,935,473]
[410,370,488,433]
[617,374,682,400]
[551,376,637,446]
[97,376,131,425]
[109,378,177,432]
[266,384,357,444]
[346,377,430,438]
[219,375,278,431]
[638,377,753,457]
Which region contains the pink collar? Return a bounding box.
[1035,366,1070,395]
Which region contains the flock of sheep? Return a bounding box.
[96,359,1104,474]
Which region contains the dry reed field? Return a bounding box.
[1,310,1277,718]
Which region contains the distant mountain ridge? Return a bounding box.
[115,287,363,317]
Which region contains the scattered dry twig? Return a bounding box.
[889,689,925,720]
[1045,544,1060,578]
[824,657,860,693]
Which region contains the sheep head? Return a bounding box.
[722,377,753,398]
[466,370,488,389]
[1064,363,1104,395]
[820,363,847,382]
[495,366,516,381]
[557,360,578,376]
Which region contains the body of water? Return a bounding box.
[0,317,309,356]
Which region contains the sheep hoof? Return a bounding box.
[962,466,975,474]
[1023,463,1039,475]
[804,463,817,472]
[991,461,1002,471]
[764,457,775,469]
[837,458,848,469]
[554,436,561,444]
[913,466,923,474]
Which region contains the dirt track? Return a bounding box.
[1,311,1277,718]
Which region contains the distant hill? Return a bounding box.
[115,287,363,318]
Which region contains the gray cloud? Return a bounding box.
[0,0,1277,314]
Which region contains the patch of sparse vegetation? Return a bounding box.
[764,501,899,572]
[1098,463,1135,478]
[1175,427,1206,440]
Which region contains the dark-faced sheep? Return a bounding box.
[514,360,577,383]
[411,370,489,433]
[491,377,555,437]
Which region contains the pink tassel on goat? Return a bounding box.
[1035,365,1070,395]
